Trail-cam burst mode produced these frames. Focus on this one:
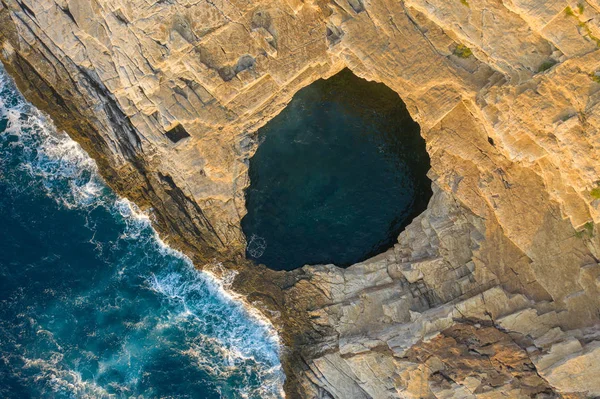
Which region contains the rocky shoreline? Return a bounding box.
[2,0,600,397]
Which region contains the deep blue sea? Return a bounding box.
[0,67,284,398]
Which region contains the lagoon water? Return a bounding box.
[0,68,284,398]
[243,69,431,271]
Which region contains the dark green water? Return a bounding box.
[242,69,432,271]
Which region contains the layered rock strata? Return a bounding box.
[1,0,600,397]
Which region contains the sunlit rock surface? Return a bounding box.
[1,0,600,397]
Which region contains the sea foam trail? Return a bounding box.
[0,66,285,398]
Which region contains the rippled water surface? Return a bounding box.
[0,68,284,398]
[243,69,432,271]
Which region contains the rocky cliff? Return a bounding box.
[1,0,600,397]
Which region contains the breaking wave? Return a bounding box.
[0,66,284,398]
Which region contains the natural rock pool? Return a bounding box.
[242,69,432,271]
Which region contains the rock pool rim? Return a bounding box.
[242,68,432,271]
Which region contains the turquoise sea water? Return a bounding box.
[0,68,284,398]
[243,69,431,271]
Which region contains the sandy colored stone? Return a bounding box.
[1,0,600,397]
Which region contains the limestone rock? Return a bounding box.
[1,0,600,397]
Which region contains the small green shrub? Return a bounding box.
[575,221,595,238]
[591,187,600,199]
[454,44,473,58]
[561,113,574,122]
[591,73,600,84]
[577,3,585,14]
[537,60,557,73]
[565,6,575,16]
[460,0,469,6]
[578,21,600,47]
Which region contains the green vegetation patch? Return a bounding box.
[575,221,595,239]
[591,187,600,199]
[460,0,469,7]
[454,44,473,58]
[565,6,575,16]
[579,22,600,47]
[578,3,585,14]
[537,59,557,73]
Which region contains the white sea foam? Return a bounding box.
[22,356,113,399]
[247,234,267,258]
[144,253,285,398]
[0,65,285,398]
[0,77,106,211]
